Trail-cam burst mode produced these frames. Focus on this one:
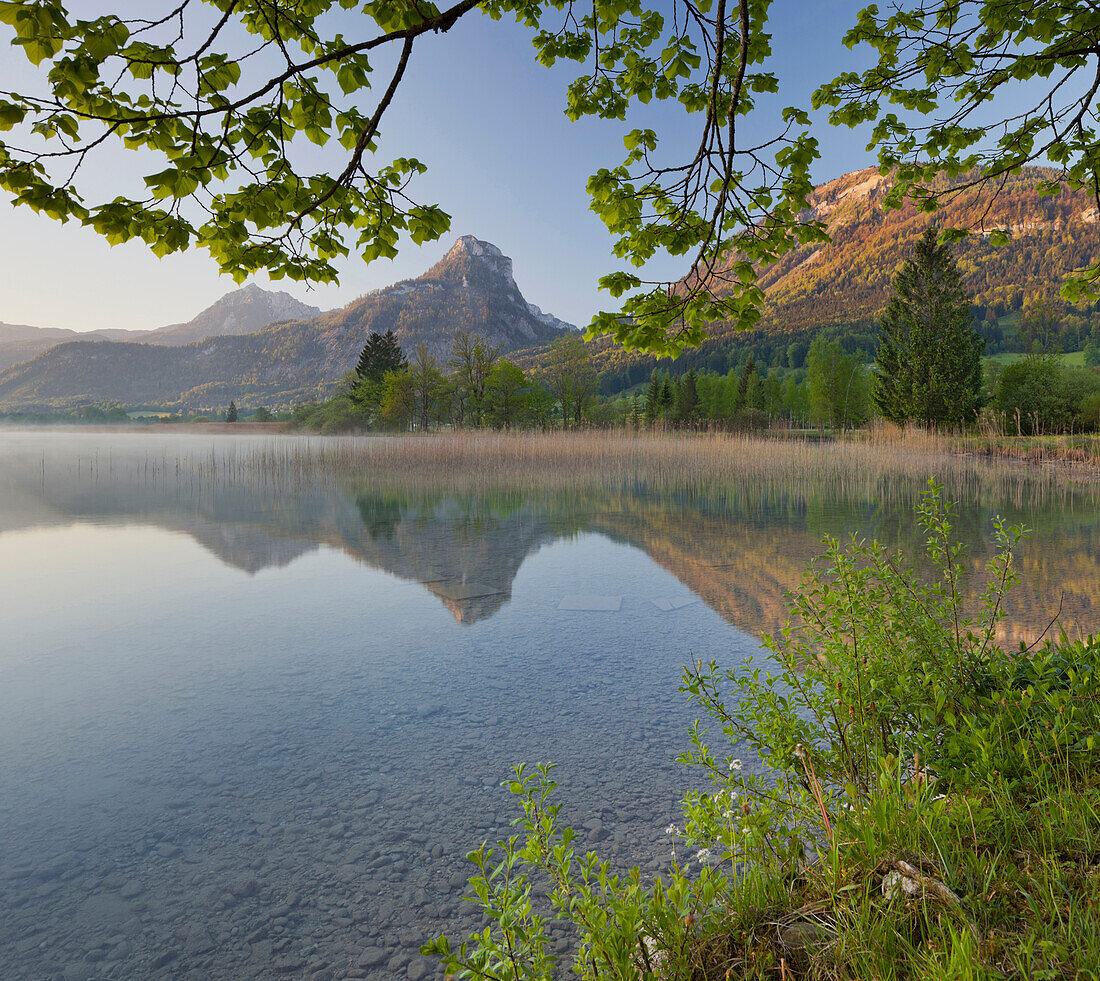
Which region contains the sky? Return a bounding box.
[0,0,882,332]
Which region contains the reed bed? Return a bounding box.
[307,430,1095,513]
[12,428,1096,511]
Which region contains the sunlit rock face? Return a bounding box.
[315,235,575,369]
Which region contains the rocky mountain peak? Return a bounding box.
[426,235,516,286]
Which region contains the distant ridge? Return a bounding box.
[0,284,323,372]
[0,322,144,373]
[146,284,323,346]
[0,237,575,410]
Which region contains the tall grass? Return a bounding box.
[10,427,1096,518]
[269,429,1088,499]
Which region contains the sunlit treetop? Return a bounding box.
[1,0,1098,355]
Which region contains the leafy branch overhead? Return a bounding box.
[1,0,1098,354]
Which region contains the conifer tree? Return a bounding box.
[356,329,407,384]
[675,369,700,426]
[659,376,674,419]
[875,228,984,428]
[225,400,237,423]
[643,371,661,425]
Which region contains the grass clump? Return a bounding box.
[422,480,1100,979]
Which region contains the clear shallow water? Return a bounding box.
[1,431,1097,981]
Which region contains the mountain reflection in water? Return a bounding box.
[2,432,1097,642]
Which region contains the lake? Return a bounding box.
[1,430,1096,981]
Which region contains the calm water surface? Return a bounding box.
[1,431,1097,980]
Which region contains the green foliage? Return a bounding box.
[484,360,533,429]
[348,330,409,420]
[1018,300,1063,356]
[224,399,237,423]
[355,329,407,385]
[290,395,370,433]
[683,481,1028,817]
[875,228,984,428]
[806,334,869,428]
[423,762,727,981]
[672,368,700,426]
[0,0,827,353]
[540,334,598,429]
[1085,335,1100,368]
[4,2,1099,356]
[991,357,1100,435]
[448,330,502,427]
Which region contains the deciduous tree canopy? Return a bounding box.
[2,0,1098,353]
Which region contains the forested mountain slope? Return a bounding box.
[514,166,1100,388]
[0,323,145,373]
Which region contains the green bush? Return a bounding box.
[290,397,370,433]
[992,357,1100,434]
[1081,391,1100,431]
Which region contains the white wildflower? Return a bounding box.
[695,848,713,866]
[664,824,680,836]
[729,758,743,772]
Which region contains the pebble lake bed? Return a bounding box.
[1,431,1097,980]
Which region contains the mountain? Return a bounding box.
[145,283,322,346]
[308,235,574,368]
[748,165,1100,329]
[0,285,322,373]
[0,323,145,373]
[515,165,1100,386]
[0,237,575,410]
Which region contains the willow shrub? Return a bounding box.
[423,480,1100,979]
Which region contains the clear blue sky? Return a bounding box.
[0,1,879,332]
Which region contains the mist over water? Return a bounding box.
[1,431,1096,980]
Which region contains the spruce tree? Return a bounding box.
[355,329,407,383]
[659,376,674,418]
[737,357,758,406]
[225,400,238,422]
[875,228,984,428]
[378,329,408,375]
[355,334,380,379]
[675,369,700,425]
[643,370,661,424]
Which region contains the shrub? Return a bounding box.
[1081,391,1100,432]
[992,357,1100,434]
[425,481,1100,980]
